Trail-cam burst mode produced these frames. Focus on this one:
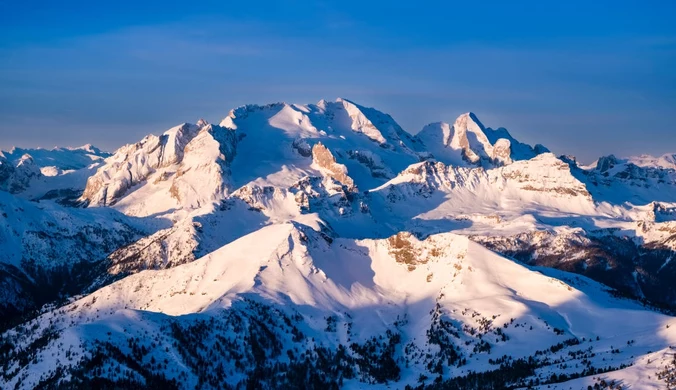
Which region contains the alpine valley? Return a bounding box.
[1,98,675,389]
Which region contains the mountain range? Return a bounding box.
[1,98,675,389]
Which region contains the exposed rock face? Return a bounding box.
[80,122,239,212]
[232,184,290,212]
[596,154,620,173]
[291,138,312,157]
[452,112,494,163]
[81,123,201,206]
[311,142,355,191]
[491,138,512,165]
[499,153,591,198]
[653,202,676,223]
[346,149,393,179]
[167,124,238,206]
[386,231,449,271]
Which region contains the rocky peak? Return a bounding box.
[450,112,493,163]
[417,113,518,167]
[80,122,230,210]
[595,155,620,173]
[416,112,549,168]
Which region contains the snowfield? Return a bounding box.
[1,98,675,389]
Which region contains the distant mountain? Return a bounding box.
[629,153,676,170]
[1,98,675,389]
[0,144,109,171]
[416,112,548,167]
[0,144,110,200]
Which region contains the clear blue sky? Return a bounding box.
[1,0,674,162]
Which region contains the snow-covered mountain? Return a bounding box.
[0,144,111,202]
[1,98,675,389]
[0,144,109,172]
[628,153,676,170]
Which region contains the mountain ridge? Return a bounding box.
[1,98,675,389]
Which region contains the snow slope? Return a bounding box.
[0,190,148,323]
[3,222,675,389]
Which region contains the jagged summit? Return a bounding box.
[416,111,545,167]
[333,96,353,104]
[79,121,236,213]
[69,99,674,219]
[594,154,620,172]
[457,111,484,127]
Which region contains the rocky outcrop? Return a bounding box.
[346,149,394,179]
[311,142,356,191]
[491,138,512,165]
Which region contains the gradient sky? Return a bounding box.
[1,1,675,163]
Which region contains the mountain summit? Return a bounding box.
[417,112,547,167]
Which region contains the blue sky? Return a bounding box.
[1,1,674,162]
